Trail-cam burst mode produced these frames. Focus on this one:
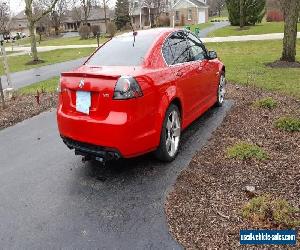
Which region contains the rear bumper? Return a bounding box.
[57,105,159,158]
[61,136,122,160]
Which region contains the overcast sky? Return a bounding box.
[10,0,25,15]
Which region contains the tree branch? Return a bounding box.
[33,0,60,23]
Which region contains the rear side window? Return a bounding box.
[167,31,190,65]
[162,41,174,65]
[86,33,156,66]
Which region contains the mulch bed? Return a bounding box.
[266,60,300,68]
[165,83,300,249]
[0,93,57,130]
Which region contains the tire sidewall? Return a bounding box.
[155,104,181,162]
[216,72,225,107]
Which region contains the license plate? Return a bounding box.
[76,91,91,115]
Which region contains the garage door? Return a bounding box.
[198,9,206,23]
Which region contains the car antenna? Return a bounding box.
[130,22,137,47]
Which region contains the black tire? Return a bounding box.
[154,104,181,162]
[216,72,226,107]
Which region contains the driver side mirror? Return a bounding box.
[208,51,218,60]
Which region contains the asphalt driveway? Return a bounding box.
[0,101,232,249]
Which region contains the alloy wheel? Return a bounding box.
[165,110,181,157]
[218,75,226,104]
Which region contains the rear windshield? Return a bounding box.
[86,32,156,66]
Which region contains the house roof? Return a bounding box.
[188,0,208,7]
[64,7,111,22]
[173,0,208,8]
[12,11,27,20]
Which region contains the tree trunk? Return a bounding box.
[103,0,107,33]
[29,22,39,61]
[240,0,245,28]
[281,0,299,62]
[149,8,151,27]
[55,26,59,36]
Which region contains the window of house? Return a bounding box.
[188,9,192,21]
[175,11,180,21]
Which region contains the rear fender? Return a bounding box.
[154,85,180,145]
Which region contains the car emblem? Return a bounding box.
[79,79,85,88]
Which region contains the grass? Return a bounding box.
[227,142,268,161]
[18,77,59,95]
[242,195,300,228]
[1,47,94,75]
[206,39,300,98]
[253,97,278,109]
[208,22,300,37]
[275,117,300,132]
[13,35,108,47]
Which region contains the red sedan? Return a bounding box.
[57,28,226,162]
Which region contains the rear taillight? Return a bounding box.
[113,76,143,100]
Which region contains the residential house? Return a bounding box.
[171,0,209,26]
[10,7,111,36]
[129,0,170,28]
[63,7,111,33]
[9,11,29,36]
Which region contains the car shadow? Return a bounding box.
[77,103,230,183]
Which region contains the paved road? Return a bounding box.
[0,101,233,249]
[1,58,87,89]
[198,21,229,38]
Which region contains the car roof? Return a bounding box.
[115,28,177,40]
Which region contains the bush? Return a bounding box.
[242,195,300,228]
[79,25,91,39]
[227,142,268,160]
[107,22,117,37]
[91,25,100,37]
[226,0,266,26]
[157,15,171,27]
[266,10,284,22]
[275,117,300,132]
[253,97,278,109]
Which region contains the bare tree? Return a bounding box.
[280,0,300,62]
[216,0,225,17]
[51,0,70,35]
[208,0,225,17]
[0,0,9,33]
[25,0,59,62]
[101,0,110,32]
[72,0,96,25]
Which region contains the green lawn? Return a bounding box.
[18,77,59,94]
[2,47,95,75]
[206,39,300,98]
[13,36,108,47]
[208,22,300,37]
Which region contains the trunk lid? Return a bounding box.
[60,65,141,118]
